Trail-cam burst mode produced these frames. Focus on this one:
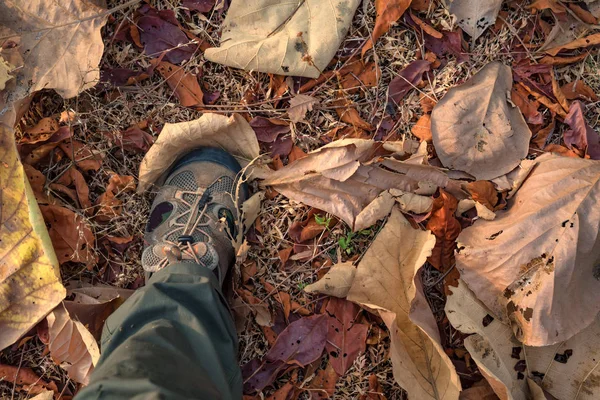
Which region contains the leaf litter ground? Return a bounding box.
[2,0,600,398]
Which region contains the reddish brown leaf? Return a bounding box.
[267,381,296,400]
[137,6,198,63]
[563,101,600,159]
[532,118,555,149]
[539,54,588,66]
[22,117,59,144]
[544,143,581,158]
[23,164,53,204]
[243,315,328,393]
[40,205,96,268]
[242,261,258,283]
[278,247,293,267]
[308,362,338,399]
[527,0,567,13]
[410,0,431,12]
[288,146,307,163]
[333,97,374,131]
[325,298,368,376]
[59,140,103,172]
[561,81,599,102]
[276,292,292,319]
[422,27,468,64]
[567,3,598,24]
[511,83,543,125]
[267,314,328,366]
[545,32,600,56]
[410,12,443,38]
[387,60,431,105]
[56,166,91,210]
[95,174,136,222]
[0,364,58,395]
[250,117,291,143]
[340,60,381,94]
[426,189,461,286]
[153,60,204,107]
[463,181,498,211]
[411,114,432,142]
[64,286,133,340]
[363,0,412,55]
[182,0,216,13]
[100,67,150,87]
[300,218,330,242]
[103,125,154,154]
[360,374,387,400]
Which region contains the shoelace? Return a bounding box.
[157,189,213,270]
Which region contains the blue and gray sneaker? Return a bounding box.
[141,147,247,286]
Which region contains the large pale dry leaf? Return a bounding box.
[450,0,503,40]
[456,155,600,346]
[447,280,600,400]
[204,0,361,78]
[0,56,13,90]
[391,189,434,214]
[0,0,108,98]
[431,62,532,180]
[261,139,453,229]
[47,303,100,385]
[138,113,260,192]
[446,281,529,400]
[353,190,395,232]
[347,208,461,400]
[304,262,357,298]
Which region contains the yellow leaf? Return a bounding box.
[0,123,66,350]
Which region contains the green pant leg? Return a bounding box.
[75,263,242,400]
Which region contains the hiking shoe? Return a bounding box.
[141,147,247,286]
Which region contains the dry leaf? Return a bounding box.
[40,205,96,269]
[347,208,461,399]
[412,114,433,142]
[450,0,503,40]
[0,0,107,98]
[363,0,412,55]
[288,94,319,123]
[304,262,357,298]
[563,100,600,159]
[47,303,100,385]
[431,62,532,180]
[545,32,600,56]
[0,56,13,90]
[152,60,204,107]
[388,60,431,106]
[561,80,599,102]
[325,298,368,376]
[308,362,338,399]
[138,113,260,192]
[463,181,498,211]
[261,139,453,229]
[204,0,361,78]
[426,189,461,275]
[0,364,57,396]
[0,0,107,350]
[390,189,434,214]
[456,155,600,345]
[354,190,395,231]
[447,280,600,400]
